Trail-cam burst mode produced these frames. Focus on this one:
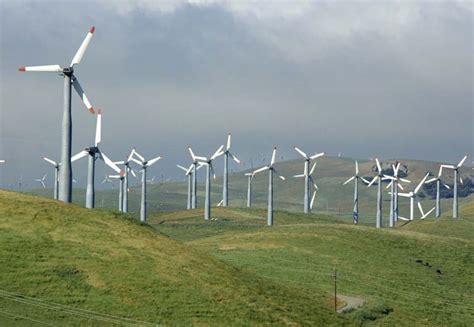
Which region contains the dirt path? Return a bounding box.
[337,295,364,313]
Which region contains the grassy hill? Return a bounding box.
[30,156,474,225]
[1,189,472,325]
[0,190,344,326]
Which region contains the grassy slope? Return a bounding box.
[150,206,474,326]
[0,190,344,326]
[29,157,473,226]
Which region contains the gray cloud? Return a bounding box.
[0,0,472,188]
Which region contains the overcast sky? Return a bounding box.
[0,0,473,188]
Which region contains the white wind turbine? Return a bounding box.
[71,110,122,209]
[252,147,285,226]
[294,160,320,212]
[191,145,225,220]
[177,163,203,210]
[43,157,60,200]
[222,133,241,207]
[343,161,371,224]
[293,146,325,213]
[113,149,137,213]
[424,165,450,218]
[187,148,203,209]
[19,26,97,203]
[383,163,411,227]
[367,158,387,228]
[130,149,162,222]
[441,155,468,218]
[245,172,254,208]
[397,173,430,221]
[34,174,47,189]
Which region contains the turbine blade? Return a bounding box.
[425,178,437,184]
[95,109,102,146]
[43,157,57,166]
[70,26,95,66]
[385,180,393,189]
[457,155,468,168]
[293,146,308,159]
[398,183,404,190]
[310,152,325,160]
[310,162,317,175]
[18,65,62,72]
[398,193,411,198]
[147,156,162,167]
[230,152,241,164]
[226,133,231,150]
[441,164,455,169]
[310,191,317,209]
[270,147,277,166]
[211,145,224,160]
[127,149,135,163]
[443,183,450,190]
[293,174,305,178]
[343,176,355,185]
[132,149,145,162]
[185,164,194,175]
[398,216,409,221]
[177,164,188,172]
[72,77,94,113]
[71,150,88,162]
[99,152,121,174]
[417,202,425,216]
[367,176,378,187]
[360,177,370,185]
[399,178,411,183]
[252,166,269,175]
[375,158,382,172]
[188,147,196,161]
[355,161,359,175]
[130,157,142,166]
[415,173,430,193]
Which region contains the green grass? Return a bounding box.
[150,206,474,326]
[0,190,344,326]
[2,189,473,325]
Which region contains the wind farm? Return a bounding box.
[1,1,473,326]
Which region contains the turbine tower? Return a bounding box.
[397,173,430,221]
[192,145,225,220]
[367,158,386,228]
[71,110,121,209]
[43,157,60,200]
[343,161,370,224]
[293,146,324,213]
[19,26,97,203]
[383,163,411,227]
[34,174,47,189]
[252,147,285,226]
[424,165,450,218]
[109,174,124,212]
[441,155,467,218]
[245,173,254,208]
[222,133,241,207]
[130,149,162,222]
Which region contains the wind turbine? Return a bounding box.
[424,165,450,218]
[252,147,285,226]
[113,149,137,213]
[192,145,225,220]
[71,110,121,209]
[222,133,241,207]
[441,155,468,218]
[383,163,411,227]
[343,161,371,224]
[34,174,47,189]
[293,146,325,213]
[43,157,60,200]
[367,158,387,228]
[397,173,430,221]
[108,174,124,212]
[294,160,320,212]
[130,149,162,223]
[19,26,97,203]
[177,163,203,210]
[187,147,202,209]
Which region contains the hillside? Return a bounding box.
[0,190,343,326]
[149,206,474,326]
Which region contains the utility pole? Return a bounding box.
[333,268,337,312]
